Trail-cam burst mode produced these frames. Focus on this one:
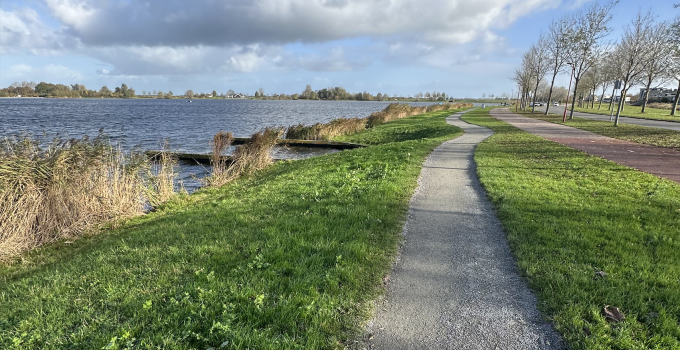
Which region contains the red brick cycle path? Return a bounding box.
[490,108,680,184]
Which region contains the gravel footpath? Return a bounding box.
[365,110,565,349]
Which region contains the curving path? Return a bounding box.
[366,109,565,349]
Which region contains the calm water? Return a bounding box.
[3,98,483,190]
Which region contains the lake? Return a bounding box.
[1,98,490,190]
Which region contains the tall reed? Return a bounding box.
[145,141,180,206]
[227,127,282,177]
[0,134,177,263]
[205,127,282,187]
[204,131,235,187]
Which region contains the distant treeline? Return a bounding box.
[0,81,138,98]
[255,85,452,101]
[1,81,454,101]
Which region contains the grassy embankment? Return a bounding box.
[571,105,680,122]
[515,110,680,151]
[0,109,466,349]
[462,108,680,349]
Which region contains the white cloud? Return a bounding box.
[44,0,97,30]
[41,0,557,46]
[1,0,563,80]
[4,63,84,83]
[0,8,70,55]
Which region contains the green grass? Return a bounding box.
[463,108,680,349]
[0,110,465,349]
[518,110,680,151]
[572,105,680,122]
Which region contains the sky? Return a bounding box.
[0,0,678,98]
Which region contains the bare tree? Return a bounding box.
[640,20,673,113]
[258,88,265,98]
[545,18,573,114]
[670,17,680,115]
[526,35,551,113]
[611,11,655,125]
[566,1,617,119]
[513,59,533,111]
[595,54,617,109]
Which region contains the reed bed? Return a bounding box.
[285,117,367,140]
[367,102,473,127]
[0,135,177,263]
[285,103,473,141]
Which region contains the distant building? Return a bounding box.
[602,95,629,103]
[585,94,600,102]
[639,87,677,102]
[226,92,245,98]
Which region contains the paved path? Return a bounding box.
[545,105,680,131]
[491,108,680,184]
[367,109,565,350]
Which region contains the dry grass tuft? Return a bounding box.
[647,102,677,110]
[0,134,178,263]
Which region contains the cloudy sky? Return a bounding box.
[1,0,677,97]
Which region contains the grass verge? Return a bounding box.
[0,109,465,349]
[572,105,680,123]
[462,108,680,349]
[517,110,680,151]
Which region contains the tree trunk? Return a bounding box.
[545,74,558,115]
[531,81,540,113]
[598,86,607,110]
[641,77,652,113]
[672,80,680,116]
[569,78,580,120]
[608,85,615,111]
[614,87,627,126]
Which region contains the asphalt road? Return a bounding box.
[543,105,680,131]
[365,109,565,350]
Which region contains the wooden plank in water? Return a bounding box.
[145,151,231,165]
[231,138,365,149]
[145,139,363,164]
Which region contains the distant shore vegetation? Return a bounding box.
[1,81,457,102]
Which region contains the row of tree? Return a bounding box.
[0,82,137,98]
[2,81,454,102]
[515,2,680,125]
